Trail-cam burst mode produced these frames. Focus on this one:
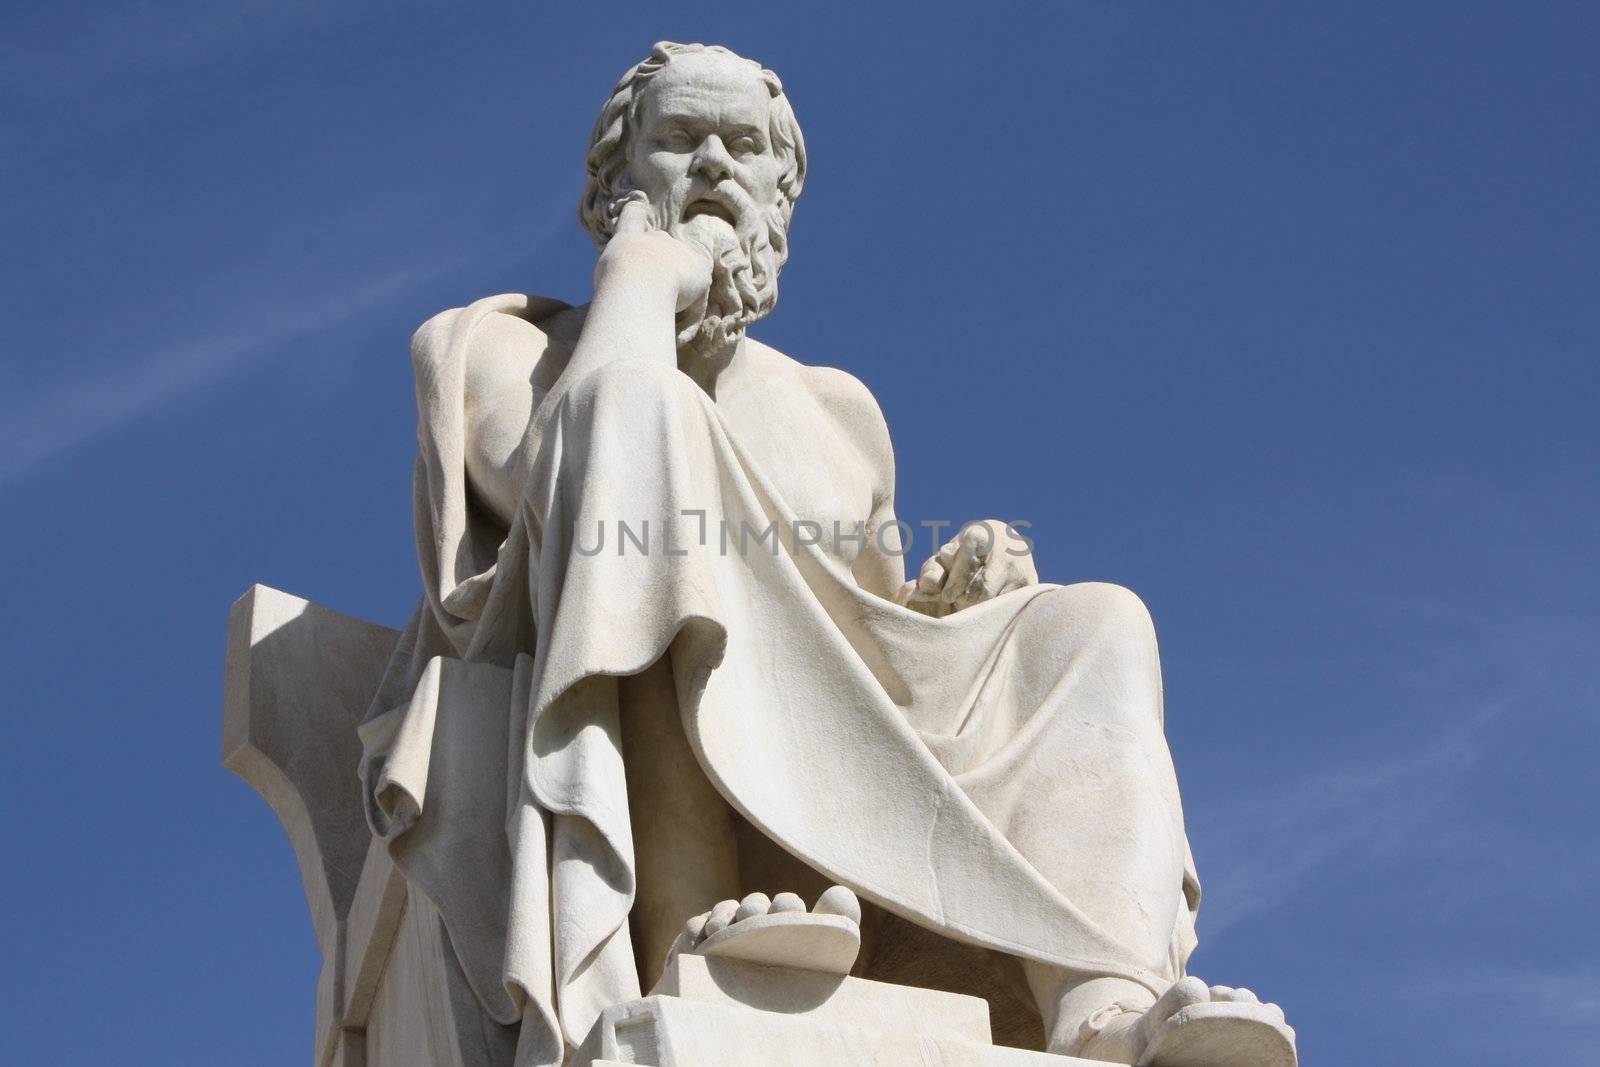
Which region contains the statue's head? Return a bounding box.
[580,42,806,353]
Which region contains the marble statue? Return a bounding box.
[231,40,1297,1067]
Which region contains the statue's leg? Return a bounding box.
[618,651,741,989]
[1023,963,1156,1061]
[995,588,1292,1064]
[943,582,1179,1060]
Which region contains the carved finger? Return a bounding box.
[613,193,653,236]
[893,580,918,607]
[958,521,998,559]
[940,542,980,604]
[916,555,948,597]
[973,554,1020,604]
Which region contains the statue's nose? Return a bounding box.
[690,135,734,184]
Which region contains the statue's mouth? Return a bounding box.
[683,196,739,227]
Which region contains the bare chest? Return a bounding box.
[716,383,877,562]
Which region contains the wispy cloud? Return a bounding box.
[0,260,456,485]
[1191,584,1595,946]
[1192,692,1503,943]
[1356,961,1600,1062]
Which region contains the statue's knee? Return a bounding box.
[1045,583,1161,694]
[1065,582,1156,641]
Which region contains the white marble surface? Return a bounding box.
[576,952,1093,1067]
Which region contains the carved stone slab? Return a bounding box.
[577,954,1096,1067]
[224,586,409,1065]
[223,586,517,1066]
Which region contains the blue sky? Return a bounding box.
[2,2,1596,1063]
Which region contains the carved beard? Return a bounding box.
[671,208,784,359]
[607,187,785,359]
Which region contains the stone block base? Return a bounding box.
[575,955,1091,1067]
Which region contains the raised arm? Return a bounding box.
[561,196,713,384]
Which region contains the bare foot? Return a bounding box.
[1072,977,1296,1066]
[667,886,862,976]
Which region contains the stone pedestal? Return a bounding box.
[576,954,1092,1066]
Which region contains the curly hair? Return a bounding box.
[578,42,806,249]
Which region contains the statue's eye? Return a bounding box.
[658,128,694,150]
[728,135,763,156]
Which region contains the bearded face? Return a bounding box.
[616,51,791,356]
[664,187,786,356]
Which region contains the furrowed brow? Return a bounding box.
[654,112,709,131]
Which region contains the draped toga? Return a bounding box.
[358,293,1201,1067]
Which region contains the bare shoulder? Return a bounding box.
[745,339,889,436]
[805,362,885,422]
[412,295,577,393]
[410,305,463,367]
[745,338,895,492]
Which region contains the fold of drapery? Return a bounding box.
[360,295,1199,1065]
